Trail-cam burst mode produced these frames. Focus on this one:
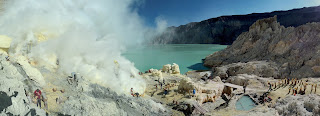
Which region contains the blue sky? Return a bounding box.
[135,0,320,27]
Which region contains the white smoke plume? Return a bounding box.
[0,0,165,94]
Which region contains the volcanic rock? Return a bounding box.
[204,16,320,78]
[153,6,320,45]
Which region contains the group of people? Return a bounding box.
[160,79,169,96]
[267,78,318,96]
[25,89,48,110]
[154,78,176,97]
[130,88,141,97]
[154,79,166,91]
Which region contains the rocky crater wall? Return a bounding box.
[205,16,320,79]
[154,6,320,45]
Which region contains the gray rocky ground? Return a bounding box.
[0,54,171,116]
[61,83,170,116]
[0,55,46,115]
[275,94,320,116]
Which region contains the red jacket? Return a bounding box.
[34,90,42,99]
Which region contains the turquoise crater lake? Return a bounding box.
[122,44,227,74]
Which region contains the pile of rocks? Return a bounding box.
[275,94,320,116]
[162,63,180,74]
[0,35,11,55]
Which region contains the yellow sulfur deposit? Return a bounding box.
[35,32,48,43]
[0,35,12,54]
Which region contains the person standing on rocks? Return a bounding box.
[243,85,246,94]
[5,56,10,61]
[311,84,314,94]
[292,88,295,95]
[164,88,168,97]
[130,88,134,97]
[42,97,48,110]
[285,79,287,86]
[34,89,42,108]
[279,81,282,88]
[298,87,303,95]
[293,88,296,96]
[288,87,291,95]
[41,93,48,110]
[268,82,272,91]
[315,84,317,94]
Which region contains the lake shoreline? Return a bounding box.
[123,44,227,74]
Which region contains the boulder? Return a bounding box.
[226,76,247,86]
[178,79,195,93]
[213,61,279,79]
[0,35,12,49]
[150,69,163,82]
[312,66,320,73]
[221,86,233,97]
[162,64,171,73]
[172,63,180,74]
[150,69,162,77]
[0,35,12,54]
[226,74,266,90]
[213,76,222,83]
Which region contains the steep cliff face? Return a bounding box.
[154,6,320,44]
[204,16,320,78]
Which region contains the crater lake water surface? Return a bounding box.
[122,44,227,74]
